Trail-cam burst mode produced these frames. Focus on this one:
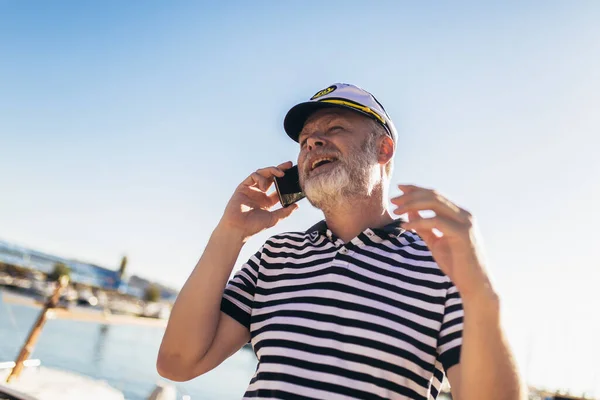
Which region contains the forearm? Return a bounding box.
[458,288,525,400]
[158,224,244,369]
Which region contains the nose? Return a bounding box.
[306,135,325,151]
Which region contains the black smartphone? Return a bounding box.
[274,165,306,207]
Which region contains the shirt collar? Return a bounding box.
[306,219,405,238]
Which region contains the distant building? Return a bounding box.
[0,240,121,290]
[0,239,177,301]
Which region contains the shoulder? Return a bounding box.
[257,230,316,256]
[264,220,325,247]
[266,230,313,245]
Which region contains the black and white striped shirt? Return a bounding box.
[221,219,463,400]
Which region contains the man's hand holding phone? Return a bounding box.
[219,161,300,242]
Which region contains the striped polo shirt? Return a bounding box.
[221,219,464,400]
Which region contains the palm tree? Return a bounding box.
[118,256,128,280]
[47,262,70,282]
[143,284,161,303]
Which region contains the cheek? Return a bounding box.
[297,153,311,183]
[297,151,307,169]
[328,139,346,156]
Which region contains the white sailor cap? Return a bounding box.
[284,83,397,143]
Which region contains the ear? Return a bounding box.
[377,135,394,166]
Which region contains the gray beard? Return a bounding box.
[301,136,379,212]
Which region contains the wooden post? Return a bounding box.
[6,275,69,383]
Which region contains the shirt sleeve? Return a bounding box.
[437,281,464,372]
[220,247,263,330]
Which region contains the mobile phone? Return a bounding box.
[274,165,306,207]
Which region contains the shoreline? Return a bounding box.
[1,290,167,328]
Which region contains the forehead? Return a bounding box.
[300,108,364,137]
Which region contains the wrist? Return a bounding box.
[214,221,248,245]
[461,284,501,316]
[454,265,499,305]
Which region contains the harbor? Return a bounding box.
[0,287,258,400]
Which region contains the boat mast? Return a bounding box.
[6,276,69,383]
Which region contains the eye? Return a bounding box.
[300,138,307,148]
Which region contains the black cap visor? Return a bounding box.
[284,101,380,142]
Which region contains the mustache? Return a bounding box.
[302,149,343,174]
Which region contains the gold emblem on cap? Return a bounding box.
[311,85,337,100]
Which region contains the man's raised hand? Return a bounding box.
[220,161,299,242]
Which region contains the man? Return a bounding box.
[157,83,525,400]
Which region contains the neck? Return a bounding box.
[320,184,394,243]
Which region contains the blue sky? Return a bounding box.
[1,1,599,394]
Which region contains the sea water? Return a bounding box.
[0,291,257,400]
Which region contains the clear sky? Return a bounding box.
[1,0,599,395]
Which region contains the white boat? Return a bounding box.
[0,359,177,400]
[0,359,124,400]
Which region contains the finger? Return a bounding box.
[268,203,299,226]
[256,166,285,179]
[403,215,446,246]
[267,191,282,207]
[397,184,423,193]
[394,197,462,221]
[407,210,421,223]
[242,163,291,188]
[240,172,273,192]
[390,186,431,207]
[277,161,294,170]
[243,187,276,208]
[407,222,438,245]
[400,212,438,244]
[392,192,466,223]
[252,172,274,192]
[242,173,257,187]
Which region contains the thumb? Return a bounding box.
[404,212,437,244]
[269,204,299,226]
[407,211,420,223]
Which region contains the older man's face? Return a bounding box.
[297,108,380,208]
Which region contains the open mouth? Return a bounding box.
[310,157,339,172]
